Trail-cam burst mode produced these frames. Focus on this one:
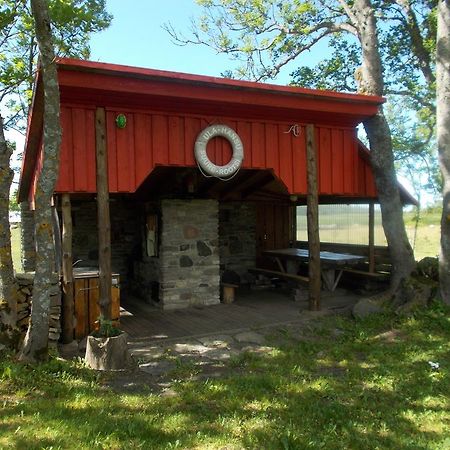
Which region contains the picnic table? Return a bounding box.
[262,248,367,291]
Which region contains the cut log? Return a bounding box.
[222,283,238,304]
[85,332,132,371]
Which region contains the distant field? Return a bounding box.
[297,206,440,261]
[11,225,22,272]
[404,209,440,259]
[9,208,441,272]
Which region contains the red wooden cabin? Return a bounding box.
[18,59,414,322]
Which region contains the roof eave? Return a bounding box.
[357,140,418,206]
[18,69,44,204]
[55,57,386,107]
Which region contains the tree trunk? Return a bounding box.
[364,113,415,288]
[19,0,62,362]
[354,0,416,291]
[20,201,36,271]
[0,115,19,347]
[437,0,450,305]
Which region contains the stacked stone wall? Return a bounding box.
[15,273,61,346]
[219,201,256,281]
[159,199,220,309]
[71,197,141,287]
[133,258,160,303]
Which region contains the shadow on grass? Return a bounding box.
[1,306,449,449]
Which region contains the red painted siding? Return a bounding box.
[55,106,377,198]
[58,106,96,192]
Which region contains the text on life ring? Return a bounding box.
[194,125,244,178]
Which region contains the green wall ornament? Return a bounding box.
[115,114,127,129]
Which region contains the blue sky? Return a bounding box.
[90,0,236,76]
[11,0,302,181]
[89,0,298,84]
[11,0,421,201]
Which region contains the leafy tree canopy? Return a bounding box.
[0,0,112,131]
[166,0,439,195]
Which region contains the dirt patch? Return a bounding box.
[373,329,404,344]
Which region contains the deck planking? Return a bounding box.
[120,288,360,343]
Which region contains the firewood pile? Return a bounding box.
[15,273,62,346]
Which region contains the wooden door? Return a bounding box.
[256,203,293,266]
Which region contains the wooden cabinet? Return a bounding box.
[73,270,120,340]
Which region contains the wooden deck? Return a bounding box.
[120,288,360,342]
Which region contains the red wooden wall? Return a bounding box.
[55,104,377,198]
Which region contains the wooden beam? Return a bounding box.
[196,176,222,196]
[61,193,74,343]
[306,124,321,311]
[368,202,375,273]
[95,107,112,320]
[219,170,269,199]
[240,173,275,199]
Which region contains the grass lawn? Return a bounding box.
[404,209,441,260]
[10,225,22,273]
[1,306,449,449]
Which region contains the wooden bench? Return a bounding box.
[342,268,390,280]
[249,268,309,286]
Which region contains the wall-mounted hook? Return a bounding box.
[284,124,300,137]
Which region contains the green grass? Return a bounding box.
[1,305,449,449]
[403,208,440,259]
[11,225,22,273]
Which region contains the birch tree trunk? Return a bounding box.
[353,0,416,290]
[19,0,62,362]
[437,0,450,305]
[0,116,19,346]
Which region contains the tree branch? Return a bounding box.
[392,0,435,84]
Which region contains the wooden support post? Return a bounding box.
[368,202,375,273]
[306,124,321,311]
[95,107,112,320]
[61,193,74,343]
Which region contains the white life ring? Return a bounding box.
[194,125,244,178]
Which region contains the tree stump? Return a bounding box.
[85,332,132,371]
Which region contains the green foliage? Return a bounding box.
[170,1,439,200]
[0,0,112,131]
[386,97,440,199]
[9,188,19,212]
[92,315,121,338]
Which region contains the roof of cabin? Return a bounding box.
[18,58,416,206]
